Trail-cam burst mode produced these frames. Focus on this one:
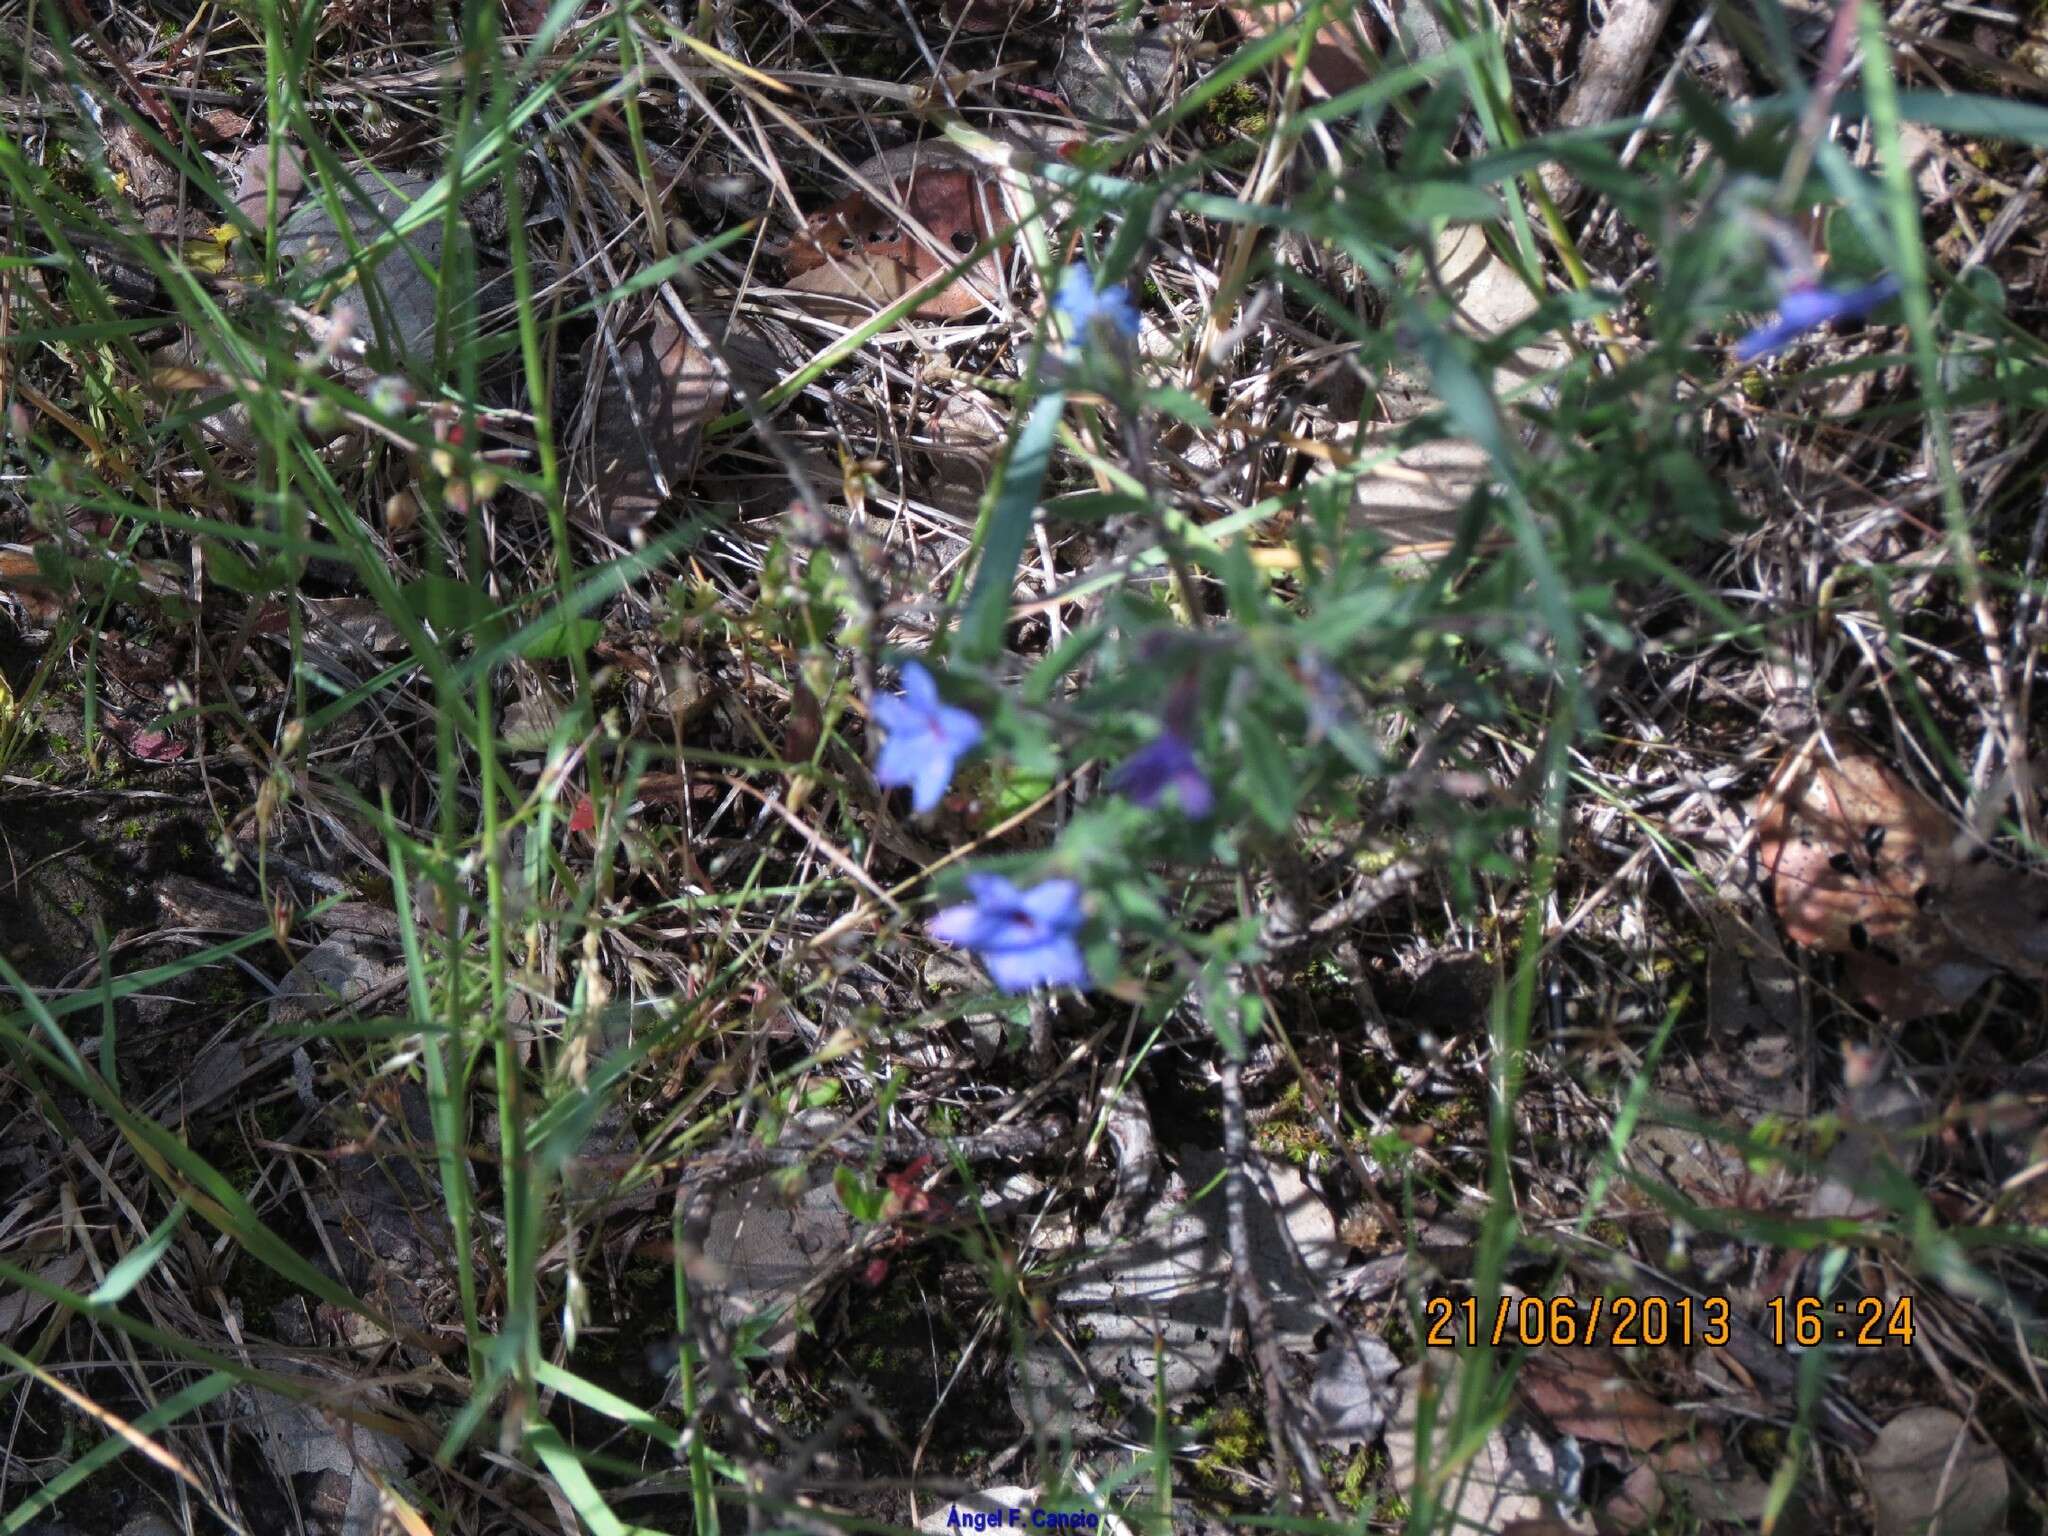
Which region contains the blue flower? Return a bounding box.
[928,874,1089,992]
[1054,263,1141,345]
[1735,275,1902,362]
[872,660,982,815]
[1110,731,1213,818]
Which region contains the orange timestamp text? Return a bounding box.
[1765,1294,1915,1348]
[1422,1293,1732,1349]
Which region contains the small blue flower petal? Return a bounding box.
[927,874,1089,993]
[1018,878,1084,929]
[873,660,983,814]
[1110,732,1214,818]
[984,935,1088,993]
[928,899,996,950]
[1054,262,1141,344]
[964,872,1024,910]
[899,659,941,709]
[1736,275,1902,363]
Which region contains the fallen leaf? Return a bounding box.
[103,120,206,240]
[244,1390,408,1536]
[0,1251,91,1340]
[149,364,220,392]
[100,708,188,763]
[1226,1,1378,99]
[1757,748,1954,956]
[919,390,1007,513]
[1865,1408,2009,1536]
[269,939,404,1030]
[940,0,1024,31]
[1010,1145,1348,1435]
[1806,1049,1927,1220]
[1055,3,1200,125]
[1517,1348,1692,1454]
[571,304,728,540]
[300,596,406,656]
[193,107,254,145]
[697,1123,861,1363]
[1757,744,2048,1019]
[783,673,823,765]
[279,169,469,373]
[1384,1359,1573,1533]
[781,142,1011,320]
[1306,1335,1400,1445]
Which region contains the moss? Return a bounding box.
[1191,1399,1269,1493]
[1331,1445,1387,1513]
[1588,1218,1628,1249]
[1206,81,1270,139]
[1254,1082,1333,1164]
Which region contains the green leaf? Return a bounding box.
[1390,179,1502,227]
[1895,89,2048,149]
[0,1362,235,1536]
[958,389,1065,665]
[90,1199,189,1305]
[985,759,1058,820]
[1042,490,1147,522]
[533,1360,682,1451]
[516,616,604,660]
[201,541,288,596]
[833,1165,888,1225]
[801,1078,842,1109]
[402,574,501,637]
[1140,387,1216,429]
[528,1422,671,1536]
[1238,726,1298,833]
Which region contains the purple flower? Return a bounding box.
[928,874,1089,993]
[1055,264,1141,345]
[872,660,982,815]
[1735,275,1902,362]
[1110,731,1214,817]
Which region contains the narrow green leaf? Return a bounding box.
[959,389,1065,665]
[515,616,604,660]
[534,1360,681,1451]
[90,1199,190,1305]
[0,1365,235,1536]
[529,1422,671,1536]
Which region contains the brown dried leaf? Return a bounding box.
[193,107,254,145]
[103,120,204,239]
[1865,1407,2009,1536]
[781,145,1009,320]
[150,363,219,391]
[1756,745,2048,1020]
[1756,750,1952,956]
[1227,2,1380,99]
[940,0,1023,31]
[919,391,1006,513]
[1517,1348,1690,1454]
[0,1251,90,1340]
[574,305,728,540]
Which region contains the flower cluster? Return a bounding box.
[866,656,1215,993]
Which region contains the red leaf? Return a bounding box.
[101,709,188,763]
